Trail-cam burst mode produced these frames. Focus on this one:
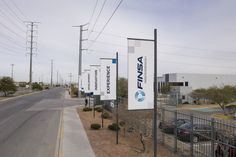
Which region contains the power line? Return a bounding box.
[0,9,26,33]
[88,40,126,47]
[0,40,25,50]
[159,51,236,62]
[0,21,25,40]
[1,0,24,23]
[89,0,107,36]
[88,31,236,56]
[88,49,126,56]
[0,31,25,46]
[158,59,236,70]
[0,50,15,55]
[159,43,236,55]
[88,0,99,30]
[88,30,125,38]
[8,0,28,20]
[0,45,24,55]
[88,0,123,49]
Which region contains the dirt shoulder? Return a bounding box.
[77,107,179,157]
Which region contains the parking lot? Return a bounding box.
[158,107,236,157]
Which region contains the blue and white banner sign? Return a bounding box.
[128,39,154,110]
[90,65,101,95]
[100,58,117,100]
[83,70,91,93]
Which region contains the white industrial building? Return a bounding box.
[157,73,236,105]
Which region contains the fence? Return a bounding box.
[114,98,236,157]
[160,107,236,157]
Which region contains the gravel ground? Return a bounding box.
[77,108,180,157]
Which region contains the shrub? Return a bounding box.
[108,123,120,131]
[94,107,99,111]
[32,82,43,90]
[83,107,92,112]
[90,123,101,130]
[119,121,125,127]
[96,107,103,112]
[0,77,17,96]
[101,112,110,119]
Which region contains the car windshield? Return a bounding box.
[179,123,192,129]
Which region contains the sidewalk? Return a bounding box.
[62,92,95,157]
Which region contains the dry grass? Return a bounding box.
[77,107,180,157]
[212,113,235,120]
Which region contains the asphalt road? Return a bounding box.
[0,88,65,157]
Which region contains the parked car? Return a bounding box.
[159,119,190,134]
[177,123,211,142]
[215,132,236,157]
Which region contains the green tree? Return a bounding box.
[191,86,236,114]
[160,83,171,94]
[32,82,43,90]
[0,77,17,96]
[191,88,208,104]
[118,78,128,98]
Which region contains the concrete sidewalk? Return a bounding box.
[62,93,95,157]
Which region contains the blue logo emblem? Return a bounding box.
[135,90,145,102]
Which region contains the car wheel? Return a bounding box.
[193,136,198,143]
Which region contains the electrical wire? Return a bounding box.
[8,0,28,20]
[158,59,236,70]
[88,0,123,49]
[0,40,25,50]
[0,44,25,55]
[88,0,99,30]
[0,21,25,40]
[159,51,236,62]
[1,0,24,23]
[159,43,236,55]
[88,30,125,38]
[0,31,25,46]
[0,9,26,33]
[88,0,107,38]
[88,40,126,47]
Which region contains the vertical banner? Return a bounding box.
[79,76,83,91]
[83,70,90,93]
[81,72,86,92]
[100,58,117,100]
[90,65,101,95]
[127,39,154,110]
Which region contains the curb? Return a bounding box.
[0,90,44,103]
[54,108,64,157]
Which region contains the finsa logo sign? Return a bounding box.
[135,56,146,102]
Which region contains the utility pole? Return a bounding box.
[68,73,72,86]
[57,70,59,85]
[72,23,88,97]
[25,21,39,89]
[51,59,53,87]
[10,64,14,80]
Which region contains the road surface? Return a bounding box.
[0,88,65,157]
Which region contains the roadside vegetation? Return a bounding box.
[0,77,17,97]
[32,82,43,90]
[191,85,236,115]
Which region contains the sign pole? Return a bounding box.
[93,93,95,118]
[153,29,158,157]
[116,52,119,145]
[102,101,104,128]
